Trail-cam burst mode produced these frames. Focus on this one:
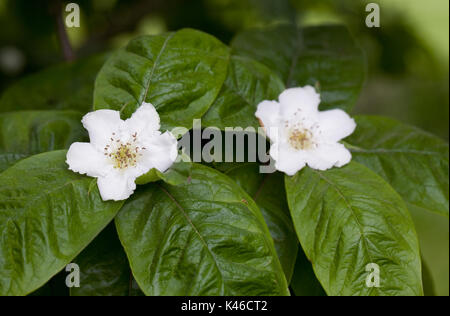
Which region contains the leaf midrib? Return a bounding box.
[141,33,175,105]
[156,183,225,295]
[311,169,375,295]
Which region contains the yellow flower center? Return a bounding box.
[288,128,315,150]
[104,132,146,169]
[112,143,138,169]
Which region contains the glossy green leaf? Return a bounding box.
[0,150,123,296]
[285,162,423,296]
[202,55,284,129]
[71,223,144,296]
[232,24,365,112]
[219,163,298,283]
[94,29,230,130]
[290,247,326,296]
[116,163,289,296]
[347,116,449,217]
[0,110,87,173]
[0,54,107,113]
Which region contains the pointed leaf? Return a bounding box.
[347,116,449,217]
[232,24,365,112]
[116,163,289,296]
[0,151,122,296]
[202,55,284,129]
[94,29,230,130]
[219,163,298,283]
[285,162,423,296]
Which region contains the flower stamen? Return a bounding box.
[104,132,147,169]
[288,127,315,151]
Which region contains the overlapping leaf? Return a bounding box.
[0,151,122,296]
[285,162,423,296]
[202,55,284,129]
[0,111,87,173]
[219,163,298,283]
[115,163,289,296]
[347,116,449,217]
[232,24,365,112]
[94,29,230,130]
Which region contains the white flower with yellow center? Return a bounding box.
[66,103,178,201]
[256,86,356,176]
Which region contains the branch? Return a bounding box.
[52,0,75,61]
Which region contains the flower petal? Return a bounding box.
[82,109,124,149]
[97,171,137,201]
[125,102,161,137]
[278,86,321,120]
[255,100,280,128]
[140,131,178,173]
[270,142,306,176]
[66,142,110,177]
[318,109,357,142]
[305,143,352,171]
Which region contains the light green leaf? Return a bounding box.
[0,150,123,296]
[115,163,289,296]
[202,55,284,129]
[219,163,298,283]
[0,111,87,173]
[71,223,144,296]
[0,54,107,113]
[285,162,423,296]
[347,116,449,217]
[232,24,365,112]
[94,29,230,131]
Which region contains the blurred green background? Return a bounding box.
[0,0,448,296]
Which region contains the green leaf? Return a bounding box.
[0,54,107,113]
[232,24,365,112]
[285,162,423,296]
[94,29,230,131]
[219,163,298,283]
[0,150,123,296]
[0,111,87,173]
[290,247,326,296]
[115,163,289,296]
[70,223,144,296]
[347,116,449,217]
[202,55,284,129]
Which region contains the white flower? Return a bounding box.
[255,86,356,176]
[66,103,178,201]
